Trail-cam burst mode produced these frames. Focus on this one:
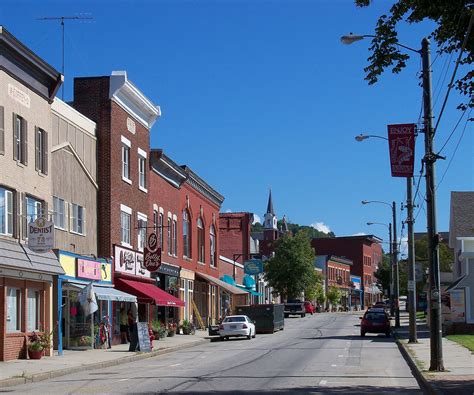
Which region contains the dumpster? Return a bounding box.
[235,304,284,334]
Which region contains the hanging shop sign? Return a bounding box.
[244,259,263,275]
[144,232,161,272]
[114,245,149,279]
[350,276,361,291]
[155,262,180,277]
[387,123,416,177]
[28,217,54,253]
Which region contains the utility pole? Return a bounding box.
[389,223,394,316]
[38,15,93,100]
[422,38,444,371]
[392,201,400,328]
[406,177,417,343]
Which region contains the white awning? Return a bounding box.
[93,286,137,302]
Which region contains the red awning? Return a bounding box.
[115,278,184,307]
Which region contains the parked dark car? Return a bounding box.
[304,301,315,315]
[360,308,391,337]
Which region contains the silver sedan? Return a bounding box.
[218,315,256,340]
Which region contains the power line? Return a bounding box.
[436,106,469,155]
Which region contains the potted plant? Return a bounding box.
[181,319,194,335]
[27,330,52,360]
[167,322,177,337]
[151,320,168,339]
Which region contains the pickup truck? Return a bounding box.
[284,299,306,318]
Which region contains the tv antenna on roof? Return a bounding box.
[37,14,94,100]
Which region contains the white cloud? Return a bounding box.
[311,222,331,234]
[352,232,367,236]
[252,214,261,224]
[225,209,232,213]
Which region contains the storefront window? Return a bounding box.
[27,289,40,331]
[65,288,93,349]
[6,287,21,332]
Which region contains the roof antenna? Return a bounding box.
[37,14,94,100]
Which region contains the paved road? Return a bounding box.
[4,313,422,394]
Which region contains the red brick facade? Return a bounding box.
[219,212,253,265]
[312,235,383,305]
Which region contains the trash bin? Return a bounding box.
[235,304,284,334]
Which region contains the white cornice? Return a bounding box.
[52,98,96,138]
[109,71,161,130]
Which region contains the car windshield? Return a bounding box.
[224,316,246,323]
[365,313,386,322]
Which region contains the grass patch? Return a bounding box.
[416,311,426,320]
[446,335,474,353]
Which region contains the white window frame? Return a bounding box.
[167,214,172,255]
[137,212,148,252]
[121,135,131,184]
[197,217,205,263]
[0,187,13,236]
[210,224,216,267]
[138,148,147,193]
[6,287,21,333]
[172,217,178,256]
[70,203,85,235]
[27,289,40,332]
[120,204,132,248]
[53,196,66,230]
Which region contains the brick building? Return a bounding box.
[72,71,184,342]
[311,235,383,307]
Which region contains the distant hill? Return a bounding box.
[251,220,335,239]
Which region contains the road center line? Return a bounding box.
[319,380,327,385]
[170,363,182,367]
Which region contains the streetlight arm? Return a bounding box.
[361,200,392,208]
[341,33,421,54]
[355,134,388,142]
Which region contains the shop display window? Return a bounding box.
[6,287,21,332]
[62,287,93,349]
[27,289,40,331]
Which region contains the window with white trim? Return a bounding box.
[138,155,146,190]
[173,219,177,256]
[137,215,147,252]
[167,217,172,255]
[70,203,85,235]
[197,217,205,263]
[13,114,27,165]
[159,212,163,249]
[210,225,216,267]
[183,210,191,258]
[53,196,66,230]
[27,289,40,332]
[0,187,13,236]
[35,127,48,175]
[121,210,131,246]
[6,287,21,332]
[122,144,130,181]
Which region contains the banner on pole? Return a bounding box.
[387,123,416,177]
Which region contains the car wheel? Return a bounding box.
[302,313,306,318]
[361,331,365,337]
[252,329,256,338]
[385,331,391,338]
[220,336,225,341]
[284,314,289,318]
[247,332,252,340]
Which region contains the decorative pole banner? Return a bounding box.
[387,123,416,177]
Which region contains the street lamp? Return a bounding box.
[367,222,393,309]
[356,133,418,342]
[362,200,400,328]
[346,33,443,371]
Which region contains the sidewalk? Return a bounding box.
[392,311,474,394]
[0,330,209,388]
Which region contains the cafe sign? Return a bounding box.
[244,259,263,275]
[144,232,162,272]
[28,217,54,253]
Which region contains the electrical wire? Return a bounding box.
[433,11,474,136]
[436,106,469,155]
[437,110,472,189]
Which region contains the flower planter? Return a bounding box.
[28,349,43,360]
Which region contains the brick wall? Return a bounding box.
[218,212,252,264]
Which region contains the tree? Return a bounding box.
[355,0,473,111]
[314,283,326,306]
[264,231,316,300]
[374,253,391,295]
[326,286,342,307]
[304,271,324,301]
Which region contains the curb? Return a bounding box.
[393,332,441,395]
[0,338,207,389]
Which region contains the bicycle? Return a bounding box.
[96,315,111,349]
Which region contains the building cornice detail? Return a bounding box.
[109,71,161,129]
[52,98,96,138]
[181,165,224,207]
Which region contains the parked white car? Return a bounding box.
[219,315,256,340]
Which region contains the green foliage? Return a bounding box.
[304,271,324,301]
[251,221,335,238]
[264,232,317,300]
[326,286,342,305]
[355,0,473,111]
[374,253,391,294]
[414,236,454,273]
[151,320,168,338]
[314,283,326,305]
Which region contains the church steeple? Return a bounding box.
[264,189,278,230]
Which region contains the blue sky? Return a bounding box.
[2,1,472,254]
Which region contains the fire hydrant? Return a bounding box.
[148,327,155,351]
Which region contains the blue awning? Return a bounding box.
[236,284,263,297]
[220,274,236,286]
[243,275,256,289]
